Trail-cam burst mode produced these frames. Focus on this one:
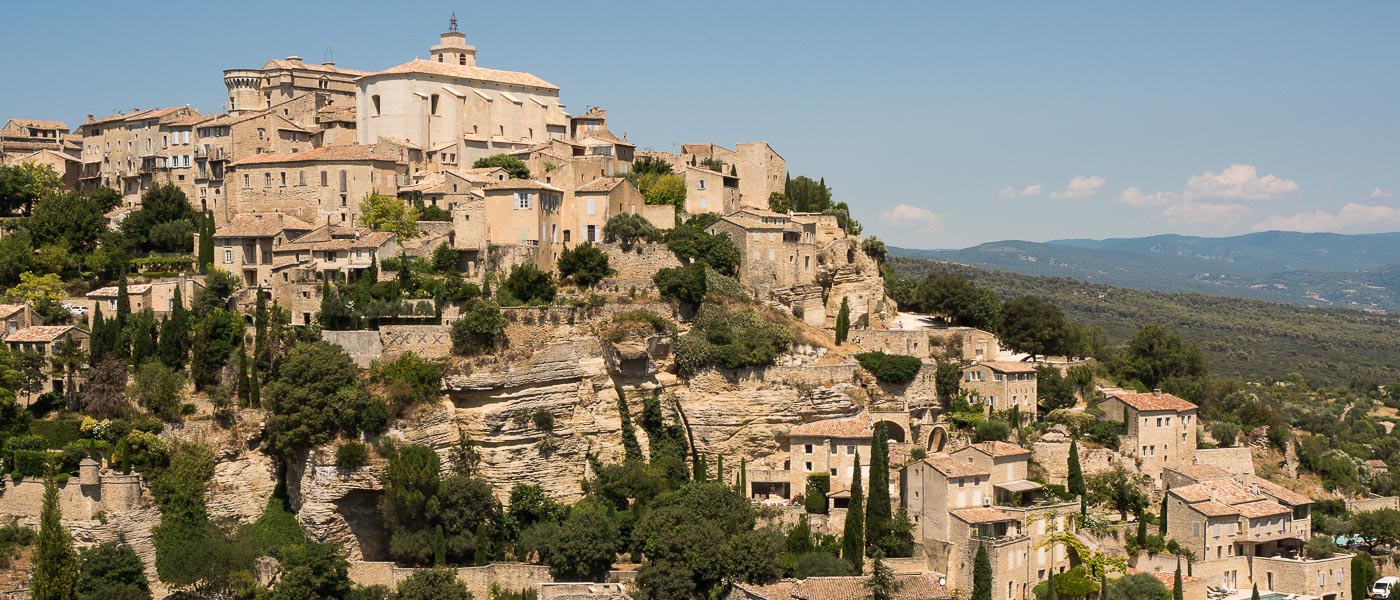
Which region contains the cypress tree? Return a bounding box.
[1354,552,1378,600]
[716,455,725,486]
[1100,573,1108,600]
[1159,494,1169,536]
[254,289,270,373]
[866,422,892,556]
[1173,560,1184,600]
[129,310,159,367]
[1136,512,1147,547]
[866,549,900,600]
[32,476,79,600]
[113,275,131,360]
[786,513,813,555]
[971,543,991,600]
[618,397,642,462]
[158,287,189,370]
[737,457,747,497]
[842,452,865,574]
[1067,438,1085,515]
[835,297,850,345]
[1250,583,1260,600]
[696,455,708,482]
[198,211,215,274]
[237,346,251,406]
[115,275,131,325]
[89,305,110,365]
[1047,573,1058,600]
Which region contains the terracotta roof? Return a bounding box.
[317,105,357,122]
[258,58,370,76]
[1109,390,1197,413]
[6,325,81,343]
[737,574,949,600]
[457,167,508,182]
[576,177,625,193]
[959,441,1031,459]
[974,360,1039,374]
[1246,477,1312,506]
[1152,572,1199,590]
[6,119,69,131]
[0,304,27,319]
[9,149,79,163]
[1169,479,1259,506]
[214,213,317,238]
[1368,459,1389,468]
[921,455,990,478]
[87,284,153,298]
[790,412,871,439]
[369,58,558,90]
[950,506,1017,524]
[1234,499,1291,518]
[681,142,733,155]
[229,144,404,166]
[162,114,214,127]
[281,230,394,252]
[377,137,422,151]
[721,216,783,231]
[1164,464,1234,483]
[1185,500,1239,517]
[483,178,562,192]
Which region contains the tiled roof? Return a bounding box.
[1109,390,1197,413]
[6,325,80,342]
[1152,572,1199,590]
[228,144,404,166]
[576,177,625,193]
[87,284,153,298]
[7,119,69,131]
[721,216,783,231]
[681,142,732,155]
[1164,463,1234,483]
[377,137,423,151]
[162,114,215,127]
[259,58,370,76]
[369,58,558,90]
[1170,479,1258,505]
[483,178,562,192]
[281,231,394,252]
[1185,500,1239,517]
[960,441,1031,459]
[950,507,1016,524]
[790,412,871,439]
[921,455,990,478]
[1246,476,1312,507]
[214,213,317,238]
[975,360,1039,374]
[1234,499,1291,518]
[0,304,27,319]
[317,105,357,122]
[1367,459,1389,468]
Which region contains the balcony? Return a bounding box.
[1239,524,1308,544]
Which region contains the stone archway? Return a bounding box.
[927,426,948,453]
[878,421,907,443]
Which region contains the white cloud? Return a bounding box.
[1251,203,1400,233]
[1184,164,1298,200]
[879,204,943,232]
[1050,176,1105,200]
[1157,201,1250,228]
[1117,186,1177,207]
[999,184,1042,199]
[1371,187,1393,199]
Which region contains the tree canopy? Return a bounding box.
[472,154,531,179]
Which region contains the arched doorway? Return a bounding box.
[878,421,906,443]
[927,426,948,453]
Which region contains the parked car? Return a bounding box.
[62,303,87,316]
[1373,576,1399,599]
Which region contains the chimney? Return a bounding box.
[287,55,304,64]
[86,114,94,122]
[1153,389,1163,397]
[1251,483,1259,495]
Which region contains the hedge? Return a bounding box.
[855,351,923,385]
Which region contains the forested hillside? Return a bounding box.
[888,256,1400,386]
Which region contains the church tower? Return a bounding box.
[430,12,477,67]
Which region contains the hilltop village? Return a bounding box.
[0,18,1390,600]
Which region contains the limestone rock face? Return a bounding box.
[818,239,894,330]
[207,449,278,522]
[286,451,388,562]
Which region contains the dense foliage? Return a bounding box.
[855,351,922,385]
[264,341,384,456]
[673,305,792,378]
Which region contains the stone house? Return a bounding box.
[849,327,999,363]
[6,325,89,396]
[1100,389,1199,481]
[223,56,366,117]
[84,278,203,323]
[212,213,318,288]
[1165,477,1343,598]
[0,118,78,160]
[0,304,39,339]
[569,177,673,245]
[901,449,1078,599]
[77,106,201,205]
[481,179,565,268]
[787,412,874,508]
[682,164,740,214]
[2,149,80,191]
[707,210,820,294]
[962,361,1038,425]
[227,144,408,226]
[728,574,950,599]
[678,141,786,210]
[356,26,567,165]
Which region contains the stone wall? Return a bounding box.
[1347,495,1400,513]
[1032,441,1124,486]
[380,324,453,360]
[849,329,937,359]
[321,330,384,367]
[1193,447,1255,476]
[598,242,682,278]
[346,562,554,598]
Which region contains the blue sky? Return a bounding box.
[3,1,1399,248]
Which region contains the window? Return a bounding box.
[804,444,813,454]
[182,131,189,144]
[430,94,440,115]
[829,468,837,476]
[299,171,306,186]
[243,174,251,187]
[515,192,533,209]
[698,179,706,190]
[264,173,272,188]
[586,225,597,242]
[257,128,266,139]
[339,170,348,192]
[222,248,233,264]
[847,446,855,455]
[804,462,813,472]
[162,135,168,148]
[459,53,467,65]
[280,172,287,187]
[372,95,381,116]
[586,197,596,215]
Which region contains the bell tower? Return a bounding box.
[430,12,476,67]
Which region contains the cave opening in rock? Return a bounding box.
[336,489,391,562]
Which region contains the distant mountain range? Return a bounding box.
[890,231,1400,311]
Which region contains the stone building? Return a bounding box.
[212,213,318,288]
[1164,477,1344,598]
[84,278,203,323]
[1099,389,1198,481]
[786,412,874,507]
[962,361,1038,425]
[266,224,398,324]
[0,118,78,161]
[357,23,567,165]
[707,208,822,294]
[901,447,1078,599]
[6,326,89,395]
[682,164,740,214]
[849,327,1000,363]
[678,141,786,210]
[224,55,366,116]
[227,144,408,226]
[77,106,201,205]
[0,304,39,339]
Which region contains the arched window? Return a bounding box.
[458,53,466,66]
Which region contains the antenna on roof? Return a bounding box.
[449,11,459,32]
[323,46,335,64]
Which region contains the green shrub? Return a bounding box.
[450,300,508,355]
[502,263,556,305]
[804,473,831,514]
[855,352,922,385]
[974,420,1011,442]
[673,305,792,378]
[336,442,369,470]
